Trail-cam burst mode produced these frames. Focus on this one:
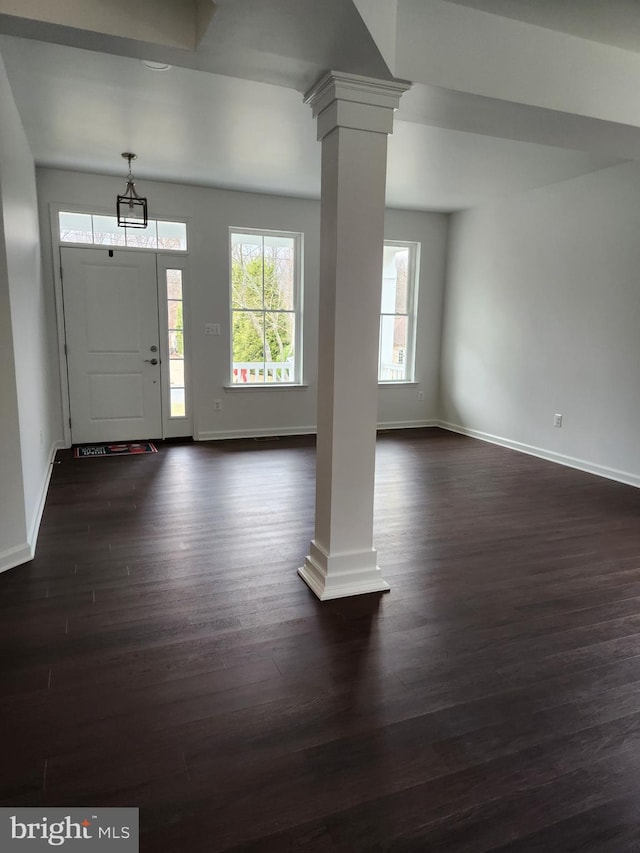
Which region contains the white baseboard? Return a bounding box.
[437,421,640,489]
[197,421,437,442]
[196,425,316,441]
[0,542,33,575]
[27,440,64,547]
[377,419,437,431]
[0,439,63,575]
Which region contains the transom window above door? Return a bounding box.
[59,211,187,251]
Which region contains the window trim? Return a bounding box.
[378,240,420,384]
[228,227,304,387]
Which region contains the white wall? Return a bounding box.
[440,159,640,485]
[37,168,448,441]
[0,48,58,572]
[0,210,28,569]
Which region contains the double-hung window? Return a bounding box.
[379,241,420,382]
[230,229,302,384]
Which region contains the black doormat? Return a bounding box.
[74,442,158,459]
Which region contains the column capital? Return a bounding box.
[304,71,411,139]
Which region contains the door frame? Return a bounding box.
[49,203,192,447]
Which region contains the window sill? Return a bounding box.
[378,381,419,387]
[224,384,308,392]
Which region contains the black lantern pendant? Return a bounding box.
[117,152,148,228]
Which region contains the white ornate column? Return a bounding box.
[299,72,410,600]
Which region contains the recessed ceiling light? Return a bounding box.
[142,60,171,71]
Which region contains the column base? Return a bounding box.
[298,540,390,601]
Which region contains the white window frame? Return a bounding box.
[378,240,420,383]
[228,227,303,387]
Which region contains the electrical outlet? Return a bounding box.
[214,399,222,411]
[554,413,562,428]
[205,323,221,336]
[417,391,424,401]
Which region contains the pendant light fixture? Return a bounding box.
[117,152,148,228]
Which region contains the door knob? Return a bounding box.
[144,358,158,365]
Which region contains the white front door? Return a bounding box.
[61,247,162,443]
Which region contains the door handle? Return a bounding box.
[144,358,159,365]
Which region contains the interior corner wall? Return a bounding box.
[440,159,640,486]
[0,47,58,573]
[0,210,28,570]
[36,168,448,441]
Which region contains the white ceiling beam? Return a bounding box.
[0,0,206,50]
[396,0,640,131]
[351,0,398,73]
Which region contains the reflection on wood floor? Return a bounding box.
[3,429,640,851]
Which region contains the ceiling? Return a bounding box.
[444,0,640,53]
[0,0,635,212]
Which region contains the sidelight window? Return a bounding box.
[166,270,186,418]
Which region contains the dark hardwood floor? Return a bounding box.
[3,428,640,851]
